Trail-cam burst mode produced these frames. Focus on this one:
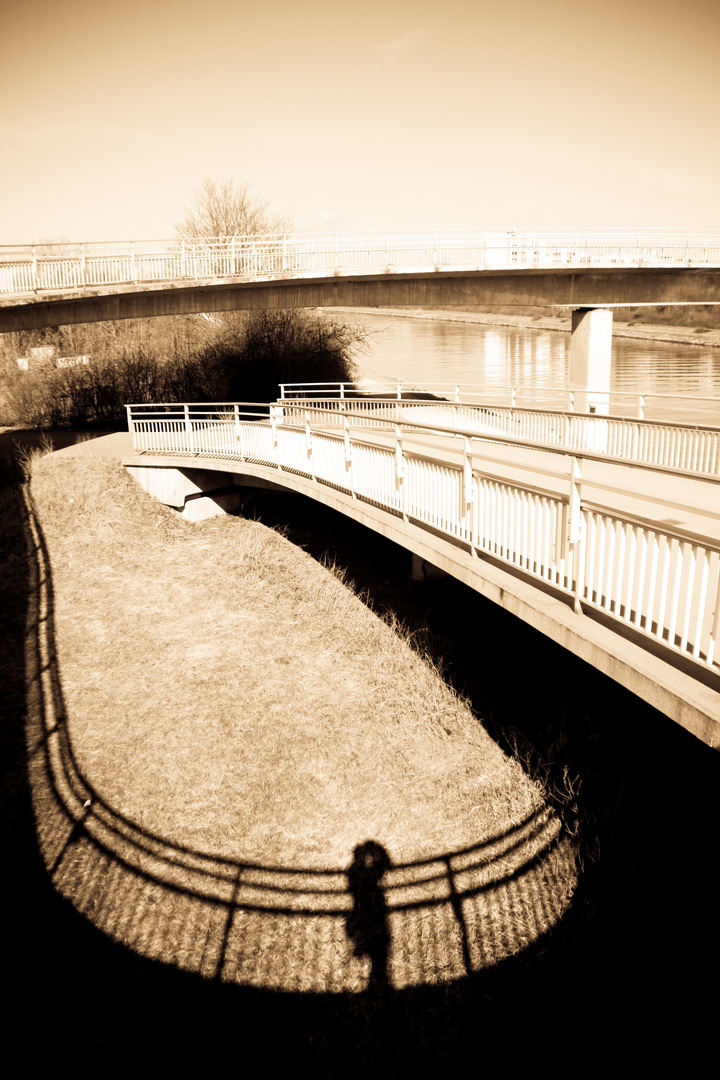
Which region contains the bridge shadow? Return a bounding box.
[2,460,716,1072]
[246,488,720,1062]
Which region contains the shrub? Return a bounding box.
[0,309,367,428]
[200,309,365,402]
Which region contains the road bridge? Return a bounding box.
[123,397,720,749]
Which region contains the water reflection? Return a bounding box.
[348,312,720,424]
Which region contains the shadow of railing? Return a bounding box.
[7,459,718,1071]
[19,481,576,996]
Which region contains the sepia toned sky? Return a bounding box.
[1,0,718,243]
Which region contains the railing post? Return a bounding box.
[395,423,407,521]
[463,435,476,553]
[270,404,282,469]
[567,456,584,613]
[181,240,186,278]
[234,403,243,458]
[130,241,137,284]
[569,390,575,413]
[81,244,87,287]
[511,387,516,409]
[184,404,196,456]
[343,410,354,497]
[31,247,38,291]
[305,409,315,480]
[638,395,645,420]
[707,575,720,668]
[126,405,135,450]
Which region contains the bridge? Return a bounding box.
[123,390,720,749]
[2,228,719,329]
[4,228,719,406]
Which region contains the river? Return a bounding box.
[341,311,720,425]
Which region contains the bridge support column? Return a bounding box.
[570,307,612,415]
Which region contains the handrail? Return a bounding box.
[3,227,720,297]
[279,380,720,416]
[126,400,720,679]
[275,397,720,478]
[125,398,720,475]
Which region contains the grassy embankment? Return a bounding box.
[3,446,717,1072]
[4,447,576,1071]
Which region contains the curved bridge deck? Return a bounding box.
[123,400,720,747]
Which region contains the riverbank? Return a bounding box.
[329,306,720,349]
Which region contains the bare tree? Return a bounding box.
[175,178,293,242]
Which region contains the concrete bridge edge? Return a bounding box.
[3,267,719,333]
[123,456,720,749]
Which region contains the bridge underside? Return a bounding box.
[124,455,720,748]
[3,266,719,332]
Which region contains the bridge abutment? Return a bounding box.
[125,464,248,521]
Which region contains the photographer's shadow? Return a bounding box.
[346,840,392,995]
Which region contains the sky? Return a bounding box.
[1,0,718,244]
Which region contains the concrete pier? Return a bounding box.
[569,307,613,415]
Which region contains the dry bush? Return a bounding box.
[0,308,365,428]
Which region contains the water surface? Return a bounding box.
[344,312,720,424]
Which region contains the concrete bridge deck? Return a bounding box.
[42,417,720,746]
[118,403,720,748]
[2,266,719,333]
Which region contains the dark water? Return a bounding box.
[347,313,720,424]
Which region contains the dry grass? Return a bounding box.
[9,450,579,1012]
[29,454,544,870]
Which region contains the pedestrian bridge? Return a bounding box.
[123,392,720,748]
[2,227,719,332]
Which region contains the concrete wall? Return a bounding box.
[3,267,719,332]
[125,464,249,521]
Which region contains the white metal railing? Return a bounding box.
[279,381,720,427]
[3,227,720,297]
[126,401,720,679]
[276,392,720,477]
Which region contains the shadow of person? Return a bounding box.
[346,841,392,996]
